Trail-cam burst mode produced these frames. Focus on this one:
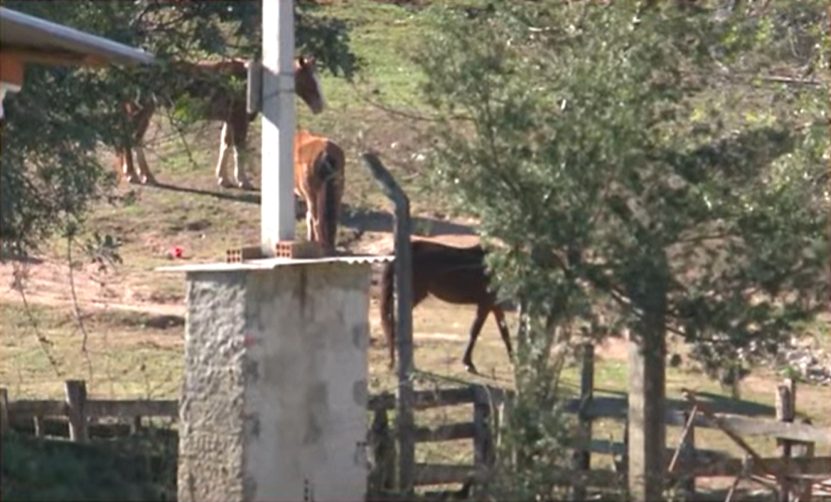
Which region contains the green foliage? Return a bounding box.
[1,431,176,501]
[1,63,122,254]
[418,1,828,495]
[83,232,124,274]
[0,0,359,257]
[488,325,575,500]
[419,0,828,368]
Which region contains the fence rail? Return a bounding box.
[8,398,178,421]
[0,380,497,490]
[0,380,177,442]
[367,384,498,490]
[3,371,830,497]
[567,344,831,501]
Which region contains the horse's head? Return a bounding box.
[295,56,325,115]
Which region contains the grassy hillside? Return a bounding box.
[1,2,829,498]
[0,0,494,412]
[2,0,828,422]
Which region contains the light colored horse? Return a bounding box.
[117,56,325,190]
[294,130,344,255]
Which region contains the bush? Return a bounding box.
[1,430,177,501]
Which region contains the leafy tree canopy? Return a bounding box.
[417,0,829,377]
[0,0,358,254]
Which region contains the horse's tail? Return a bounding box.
[379,259,396,368]
[315,145,341,254]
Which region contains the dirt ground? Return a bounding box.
[0,230,624,361]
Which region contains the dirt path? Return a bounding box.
[2,255,633,364]
[0,259,184,318]
[1,222,633,365]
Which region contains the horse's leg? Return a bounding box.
[119,101,139,184]
[382,267,429,370]
[119,147,138,184]
[305,194,317,242]
[134,146,156,185]
[215,123,234,188]
[462,303,490,374]
[232,147,253,190]
[232,118,253,190]
[131,101,155,185]
[493,307,513,361]
[116,149,128,182]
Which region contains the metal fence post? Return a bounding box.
[362,152,415,492]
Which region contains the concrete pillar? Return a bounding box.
[260,0,296,250]
[174,260,371,502]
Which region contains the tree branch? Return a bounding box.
[66,233,94,380]
[11,261,62,378]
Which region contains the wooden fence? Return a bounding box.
[0,379,497,493]
[3,371,830,498]
[366,384,503,491]
[567,344,831,500]
[0,380,177,441]
[363,347,831,496]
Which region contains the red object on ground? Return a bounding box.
[171,246,184,259]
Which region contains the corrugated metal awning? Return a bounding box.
[0,7,154,66]
[156,255,395,273]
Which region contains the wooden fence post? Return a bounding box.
[33,415,44,438]
[472,386,494,469]
[793,418,815,502]
[369,407,395,493]
[494,389,513,461]
[777,379,817,502]
[65,380,88,442]
[0,387,9,436]
[775,379,795,502]
[617,417,629,476]
[131,415,142,435]
[679,409,696,496]
[471,385,495,498]
[574,342,594,501]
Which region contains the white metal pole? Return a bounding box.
[261,0,296,253]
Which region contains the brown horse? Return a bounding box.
[117,56,325,189]
[380,239,513,374]
[294,130,345,255]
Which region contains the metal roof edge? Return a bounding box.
[0,7,154,65]
[156,255,395,273]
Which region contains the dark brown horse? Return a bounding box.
[294,129,345,255]
[380,239,513,374]
[117,56,325,189]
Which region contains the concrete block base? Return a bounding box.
[177,262,370,502]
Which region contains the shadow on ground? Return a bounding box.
[148,181,477,237]
[341,207,476,237]
[149,181,261,205]
[567,387,775,417]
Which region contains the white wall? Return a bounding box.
[178,262,370,502]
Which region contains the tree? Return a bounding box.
[0,0,358,256]
[417,1,828,498]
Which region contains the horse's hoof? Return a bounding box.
[237,180,255,191]
[218,178,235,189]
[464,362,479,375]
[140,175,157,185]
